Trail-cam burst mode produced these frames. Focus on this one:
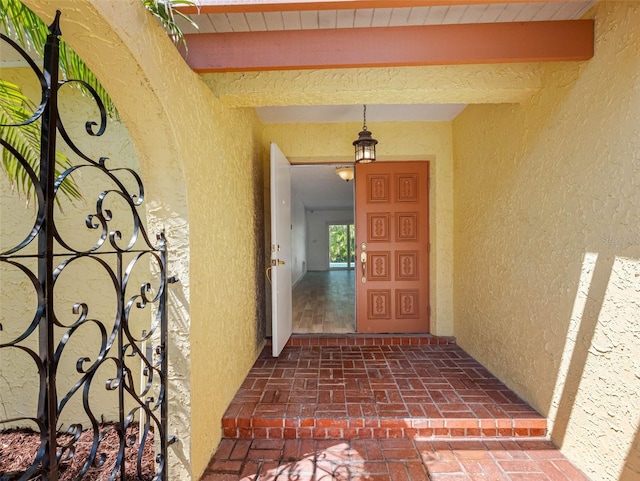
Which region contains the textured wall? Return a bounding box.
[264,121,454,335]
[453,2,640,480]
[204,63,543,107]
[18,2,267,479]
[187,103,265,477]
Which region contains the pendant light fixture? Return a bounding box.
[353,104,377,163]
[335,166,354,182]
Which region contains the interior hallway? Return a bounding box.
[293,270,355,334]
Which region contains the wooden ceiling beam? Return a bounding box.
[178,0,585,14]
[183,19,594,72]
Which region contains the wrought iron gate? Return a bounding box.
[0,12,173,481]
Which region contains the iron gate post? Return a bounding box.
[37,12,62,481]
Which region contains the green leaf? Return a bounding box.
[0,0,196,202]
[0,79,81,202]
[141,0,199,52]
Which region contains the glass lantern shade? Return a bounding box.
[353,129,377,163]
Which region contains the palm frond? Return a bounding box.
[0,0,196,202]
[57,41,118,120]
[0,0,119,119]
[142,0,199,52]
[0,0,199,118]
[0,79,81,201]
[0,0,46,54]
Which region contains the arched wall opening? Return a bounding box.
[19,1,267,478]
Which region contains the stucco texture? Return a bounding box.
[14,1,267,479]
[204,63,543,107]
[453,2,640,480]
[264,121,454,336]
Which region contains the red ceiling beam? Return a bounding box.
[183,19,594,72]
[178,0,585,14]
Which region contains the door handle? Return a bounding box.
[266,259,285,284]
[360,251,367,284]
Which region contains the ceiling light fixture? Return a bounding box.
[335,166,354,182]
[353,104,377,163]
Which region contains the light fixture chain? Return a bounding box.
[363,104,367,131]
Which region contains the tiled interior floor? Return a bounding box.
[293,271,355,334]
[204,336,592,480]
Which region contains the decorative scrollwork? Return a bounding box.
[0,11,171,481]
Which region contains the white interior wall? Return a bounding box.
[291,192,307,285]
[306,209,355,271]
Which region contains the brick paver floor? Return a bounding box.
[204,337,592,480]
[202,437,592,480]
[223,339,546,440]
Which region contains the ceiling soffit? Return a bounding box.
[179,1,594,123]
[175,1,596,206]
[176,1,595,72]
[202,63,545,108]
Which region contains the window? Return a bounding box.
[328,224,355,270]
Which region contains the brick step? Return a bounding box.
[222,415,547,440]
[223,339,546,441]
[277,334,457,347]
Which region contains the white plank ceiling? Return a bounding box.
[178,1,596,34]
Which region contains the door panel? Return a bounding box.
[270,143,292,356]
[355,161,429,333]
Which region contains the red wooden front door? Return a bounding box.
[355,161,430,333]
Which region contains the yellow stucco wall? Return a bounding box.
[453,2,640,480]
[264,121,454,335]
[205,63,543,107]
[188,103,266,477]
[16,2,267,479]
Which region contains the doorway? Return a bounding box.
[288,162,431,335]
[290,164,356,334]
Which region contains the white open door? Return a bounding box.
[270,143,292,356]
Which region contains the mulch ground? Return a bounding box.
[0,425,155,480]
